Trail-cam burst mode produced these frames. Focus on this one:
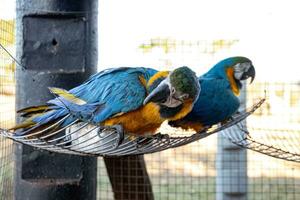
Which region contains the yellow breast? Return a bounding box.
[102,102,163,136]
[167,99,194,121]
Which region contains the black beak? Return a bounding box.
[242,65,255,84]
[143,82,170,105]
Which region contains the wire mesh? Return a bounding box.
[217,83,300,162]
[96,36,300,199]
[0,18,14,199]
[1,1,300,200]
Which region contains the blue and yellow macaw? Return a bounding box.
[11,66,200,142]
[169,56,255,132]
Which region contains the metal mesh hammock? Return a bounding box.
[222,124,300,163]
[0,98,265,157]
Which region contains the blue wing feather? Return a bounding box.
[46,67,158,124]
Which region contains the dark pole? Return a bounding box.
[93,0,154,198]
[14,0,98,200]
[104,156,154,200]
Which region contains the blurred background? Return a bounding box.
[1,0,300,199]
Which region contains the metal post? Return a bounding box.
[104,156,154,200]
[14,0,98,199]
[216,87,248,200]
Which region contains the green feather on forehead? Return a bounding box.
[170,66,199,98]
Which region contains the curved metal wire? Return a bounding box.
[0,99,265,157]
[221,125,300,163]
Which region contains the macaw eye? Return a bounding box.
[181,94,189,100]
[171,87,176,94]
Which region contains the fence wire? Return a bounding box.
[96,37,300,199]
[1,3,300,200]
[0,18,14,200]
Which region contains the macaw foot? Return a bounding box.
[97,124,124,149]
[221,111,241,125]
[221,117,234,125]
[111,124,125,147]
[135,136,152,149]
[201,125,211,132]
[153,132,170,143]
[135,132,170,150]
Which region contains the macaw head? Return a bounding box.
[217,56,255,84]
[208,56,255,92]
[201,56,255,96]
[230,57,255,84]
[143,66,200,109]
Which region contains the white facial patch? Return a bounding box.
[161,96,182,108]
[233,62,252,80]
[162,76,183,108]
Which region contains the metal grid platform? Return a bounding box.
[0,98,265,157]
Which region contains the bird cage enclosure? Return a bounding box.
[0,18,15,199]
[1,0,300,200]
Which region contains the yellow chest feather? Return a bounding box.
[168,99,194,121]
[103,103,163,135]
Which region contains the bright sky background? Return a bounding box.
[1,0,300,81]
[99,0,300,81]
[0,1,15,19]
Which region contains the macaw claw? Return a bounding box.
[153,132,170,143]
[97,124,125,149]
[111,124,125,147]
[136,132,170,149]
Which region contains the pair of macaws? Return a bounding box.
[11,56,255,143]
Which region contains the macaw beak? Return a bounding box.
[241,64,255,84]
[248,65,255,84]
[143,80,170,105]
